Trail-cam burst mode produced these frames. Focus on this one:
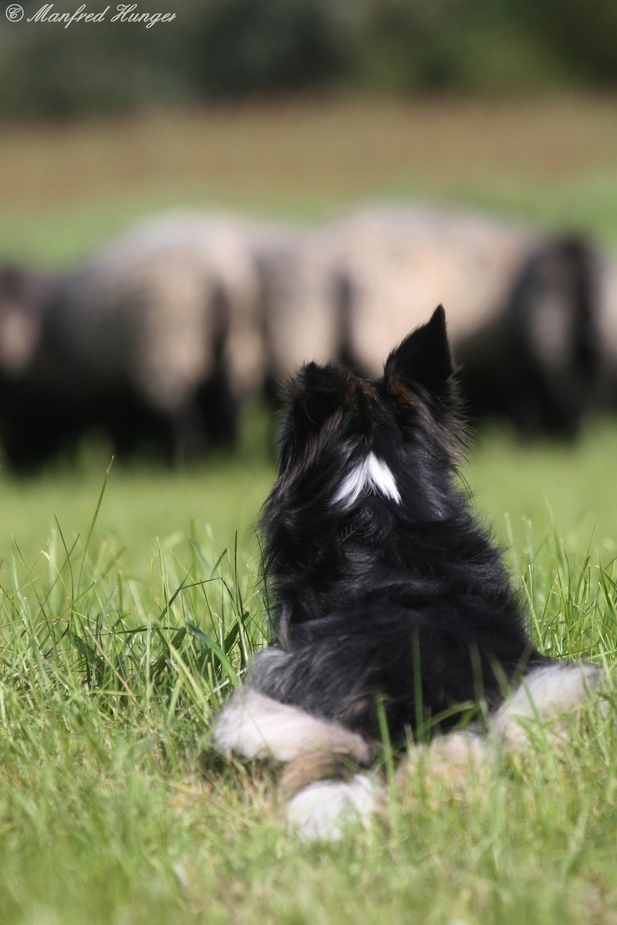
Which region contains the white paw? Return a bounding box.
[287,774,381,842]
[212,687,371,764]
[494,662,603,746]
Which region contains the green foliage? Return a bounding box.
[0,0,615,118]
[0,0,198,117]
[356,0,576,93]
[513,0,617,85]
[193,0,347,95]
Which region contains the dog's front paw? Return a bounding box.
[287,774,381,842]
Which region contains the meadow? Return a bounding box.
[1,96,617,924]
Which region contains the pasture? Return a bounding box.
[1,97,617,925]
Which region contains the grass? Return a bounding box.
[0,95,617,923]
[0,420,616,925]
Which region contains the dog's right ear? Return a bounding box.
[384,305,453,400]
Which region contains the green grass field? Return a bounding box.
[1,97,617,924]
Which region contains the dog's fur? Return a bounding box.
[213,306,602,839]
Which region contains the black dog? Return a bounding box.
[213,307,601,838]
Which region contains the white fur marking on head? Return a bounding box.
[493,662,602,746]
[212,688,371,764]
[333,451,401,509]
[287,774,382,841]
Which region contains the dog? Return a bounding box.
[213,306,602,839]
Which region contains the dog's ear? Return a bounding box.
[278,362,347,471]
[384,305,453,398]
[292,362,346,429]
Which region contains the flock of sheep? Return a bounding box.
[1,204,616,471]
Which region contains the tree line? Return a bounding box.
[1,0,616,118]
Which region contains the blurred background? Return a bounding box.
[1,0,617,562]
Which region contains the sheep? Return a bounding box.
[0,264,59,470]
[0,206,603,470]
[0,213,270,470]
[595,250,617,410]
[252,224,347,395]
[329,205,599,438]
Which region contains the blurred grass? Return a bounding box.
[1,96,617,265]
[0,454,272,571]
[3,417,617,574]
[0,399,275,567]
[468,421,617,558]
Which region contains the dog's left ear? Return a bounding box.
[384,305,453,399]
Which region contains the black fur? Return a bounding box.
[250,306,547,744]
[457,237,599,440]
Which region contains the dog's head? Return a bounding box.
[263,307,464,556]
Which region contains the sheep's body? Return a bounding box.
[596,251,617,407]
[254,225,346,388]
[329,206,598,437]
[331,206,537,371]
[2,213,275,468]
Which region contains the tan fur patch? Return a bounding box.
[212,687,372,765]
[280,751,366,798]
[397,733,492,798]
